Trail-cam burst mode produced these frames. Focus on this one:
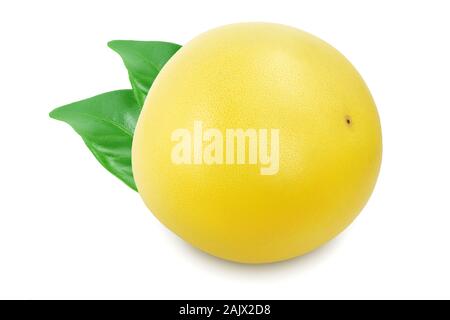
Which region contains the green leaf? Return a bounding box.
[49,90,140,191]
[108,40,181,106]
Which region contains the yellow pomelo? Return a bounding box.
[132,23,382,263]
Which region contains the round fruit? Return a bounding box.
[132,23,382,264]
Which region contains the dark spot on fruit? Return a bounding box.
[345,115,352,126]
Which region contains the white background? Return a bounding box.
[0,0,449,300]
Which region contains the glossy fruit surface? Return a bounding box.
[132,23,382,263]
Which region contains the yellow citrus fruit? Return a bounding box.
[132,23,382,264]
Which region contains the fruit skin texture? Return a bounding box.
[132,23,382,264]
